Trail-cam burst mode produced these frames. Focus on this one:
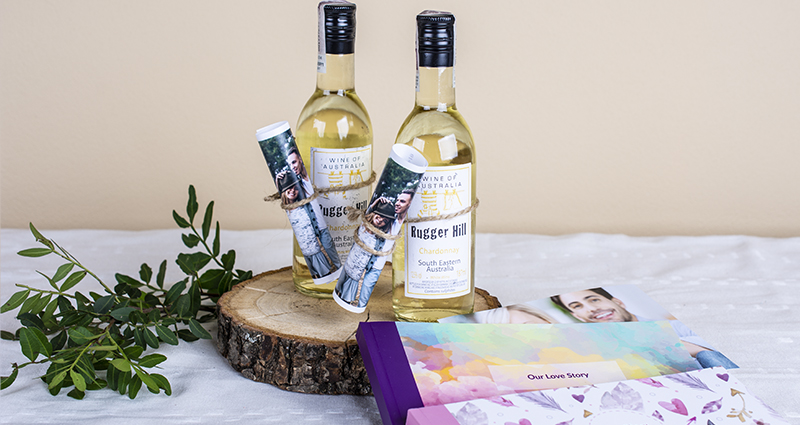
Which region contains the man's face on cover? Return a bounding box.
[558,290,635,323]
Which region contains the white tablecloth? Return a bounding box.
[1,229,798,424]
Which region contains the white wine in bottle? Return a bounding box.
[294,1,373,298]
[392,11,476,321]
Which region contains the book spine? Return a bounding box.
[356,321,423,425]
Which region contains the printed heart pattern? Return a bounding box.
[572,394,585,403]
[658,399,688,416]
[716,373,729,382]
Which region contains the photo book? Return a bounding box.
[357,321,701,425]
[406,366,788,425]
[439,285,738,370]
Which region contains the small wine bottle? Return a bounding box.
[294,1,373,298]
[392,11,476,321]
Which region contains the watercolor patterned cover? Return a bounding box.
[408,367,787,425]
[396,321,699,407]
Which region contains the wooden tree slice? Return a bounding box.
[216,266,500,395]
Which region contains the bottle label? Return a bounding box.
[404,164,472,299]
[310,145,373,259]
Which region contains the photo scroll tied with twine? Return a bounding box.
[256,121,342,285]
[332,144,428,313]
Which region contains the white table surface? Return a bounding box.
[1,228,798,424]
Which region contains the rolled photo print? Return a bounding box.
[256,121,342,285]
[333,144,428,313]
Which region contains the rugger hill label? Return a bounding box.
[405,164,471,299]
[310,145,372,258]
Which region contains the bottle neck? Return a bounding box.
[317,53,355,92]
[416,66,455,110]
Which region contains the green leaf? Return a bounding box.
[18,313,46,331]
[213,222,220,257]
[1,330,17,341]
[49,370,67,389]
[31,293,52,316]
[18,292,42,315]
[61,271,87,292]
[155,325,178,346]
[19,328,41,362]
[172,210,191,229]
[138,353,167,368]
[57,295,74,313]
[111,358,131,373]
[29,327,52,357]
[107,365,119,391]
[173,295,191,319]
[188,319,212,340]
[117,370,131,395]
[75,292,91,309]
[235,269,253,283]
[86,379,107,391]
[18,248,53,257]
[176,252,211,275]
[150,373,172,396]
[1,289,30,313]
[123,345,144,360]
[177,329,199,342]
[221,250,236,271]
[43,297,59,320]
[50,331,68,350]
[128,375,142,399]
[68,327,96,345]
[67,388,86,399]
[197,269,225,290]
[134,368,159,393]
[29,223,53,249]
[202,201,214,240]
[94,295,115,314]
[53,263,75,283]
[181,233,201,248]
[165,279,186,304]
[133,327,145,348]
[109,307,136,322]
[187,185,198,222]
[139,263,153,283]
[115,273,142,288]
[188,282,201,316]
[1,368,18,390]
[70,370,87,392]
[217,272,234,296]
[156,260,167,289]
[143,328,159,349]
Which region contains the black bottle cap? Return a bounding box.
[324,3,356,55]
[417,11,455,67]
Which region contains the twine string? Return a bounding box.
[264,171,377,210]
[346,198,480,257]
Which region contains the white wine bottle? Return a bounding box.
[294,1,373,298]
[392,11,476,321]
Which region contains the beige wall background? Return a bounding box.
[1,1,799,237]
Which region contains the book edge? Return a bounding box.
[357,321,424,425]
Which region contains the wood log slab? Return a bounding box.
[216,266,500,395]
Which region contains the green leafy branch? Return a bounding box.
[0,185,253,399]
